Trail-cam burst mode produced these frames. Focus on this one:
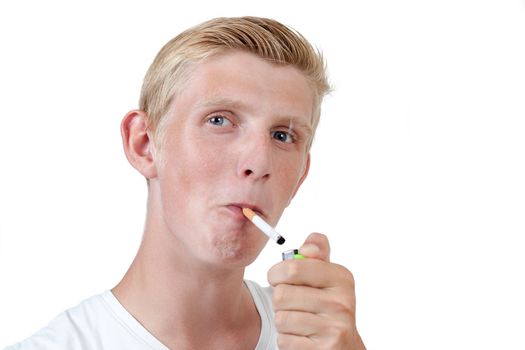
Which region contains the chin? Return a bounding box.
[209,233,264,266]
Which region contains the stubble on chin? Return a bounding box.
[210,234,259,264]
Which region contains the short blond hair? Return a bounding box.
[139,16,331,146]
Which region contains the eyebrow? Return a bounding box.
[197,96,245,110]
[197,96,314,136]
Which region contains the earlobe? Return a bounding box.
[120,110,158,179]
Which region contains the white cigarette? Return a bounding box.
[242,208,286,245]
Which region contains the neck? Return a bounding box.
[112,195,261,348]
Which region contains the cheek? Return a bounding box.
[275,156,307,198]
[156,144,223,234]
[159,140,229,201]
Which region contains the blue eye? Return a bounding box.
[207,115,232,127]
[272,131,294,143]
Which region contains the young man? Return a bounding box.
[6,17,365,349]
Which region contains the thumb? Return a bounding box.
[299,232,330,262]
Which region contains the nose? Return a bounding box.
[236,132,272,181]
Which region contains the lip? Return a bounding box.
[228,203,265,218]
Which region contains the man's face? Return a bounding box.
[152,50,314,267]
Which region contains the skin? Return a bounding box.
[270,233,366,349]
[116,50,364,349]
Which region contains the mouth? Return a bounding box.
[227,203,266,219]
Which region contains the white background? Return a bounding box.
[1,1,524,349]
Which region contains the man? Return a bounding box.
[6,16,365,349]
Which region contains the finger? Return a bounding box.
[268,259,354,289]
[299,232,330,262]
[272,284,325,313]
[277,333,314,350]
[272,283,355,316]
[274,310,323,336]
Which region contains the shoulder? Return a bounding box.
[5,291,168,350]
[5,291,115,350]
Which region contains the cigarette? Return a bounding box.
[242,208,286,245]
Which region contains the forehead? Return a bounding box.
[175,50,315,126]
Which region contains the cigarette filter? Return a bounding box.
[242,208,286,245]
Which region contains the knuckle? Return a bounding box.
[277,334,288,349]
[272,285,287,308]
[345,269,355,286]
[336,264,355,288]
[327,296,354,314]
[286,260,301,279]
[267,264,278,285]
[274,310,287,329]
[327,322,351,346]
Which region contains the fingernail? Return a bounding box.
[299,244,319,257]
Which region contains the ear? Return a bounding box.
[288,153,311,204]
[120,110,158,179]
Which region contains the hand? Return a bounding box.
[267,233,366,349]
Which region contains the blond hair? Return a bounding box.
[139,16,331,146]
